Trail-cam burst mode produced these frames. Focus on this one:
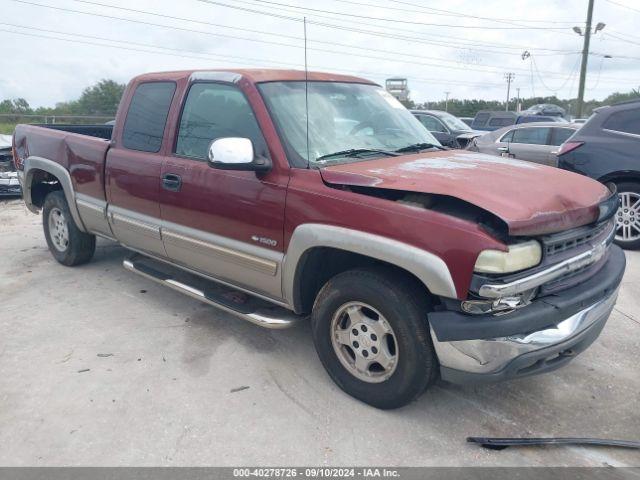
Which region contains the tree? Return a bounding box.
[76,79,126,115]
[0,98,31,114]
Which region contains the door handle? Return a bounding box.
[162,173,182,192]
[497,146,509,152]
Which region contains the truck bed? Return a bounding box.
[13,123,112,201]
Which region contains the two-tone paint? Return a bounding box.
[13,68,612,312]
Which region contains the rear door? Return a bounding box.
[508,126,553,165]
[159,81,288,300]
[105,81,176,257]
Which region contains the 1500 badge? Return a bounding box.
[251,235,277,247]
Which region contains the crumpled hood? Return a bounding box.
[320,150,612,236]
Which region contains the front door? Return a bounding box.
[416,114,453,146]
[106,81,176,257]
[159,81,288,300]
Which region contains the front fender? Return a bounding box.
[281,223,457,306]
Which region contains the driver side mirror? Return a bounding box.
[207,137,271,172]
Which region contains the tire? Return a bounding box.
[311,267,438,409]
[42,190,96,266]
[614,181,640,250]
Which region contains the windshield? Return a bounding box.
[437,111,473,131]
[258,81,440,167]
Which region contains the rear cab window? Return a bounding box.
[122,82,176,152]
[175,82,269,160]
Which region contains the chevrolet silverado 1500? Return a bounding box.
[13,69,625,409]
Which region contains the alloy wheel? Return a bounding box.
[330,301,399,383]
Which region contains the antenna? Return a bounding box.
[304,16,310,168]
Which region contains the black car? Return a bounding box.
[470,110,568,131]
[411,110,481,148]
[557,99,640,248]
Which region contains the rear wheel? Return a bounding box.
[311,268,438,409]
[614,181,640,250]
[43,190,96,266]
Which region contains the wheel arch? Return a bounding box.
[23,156,86,231]
[598,171,640,186]
[282,224,457,314]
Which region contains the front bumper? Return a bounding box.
[430,245,625,384]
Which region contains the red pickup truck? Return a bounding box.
[13,69,624,409]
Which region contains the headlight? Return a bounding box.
[474,240,542,274]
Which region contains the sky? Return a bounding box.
[1,0,639,109]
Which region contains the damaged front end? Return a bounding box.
[0,135,21,197]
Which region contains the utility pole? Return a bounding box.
[576,0,595,118]
[504,73,515,111]
[444,91,451,112]
[516,87,521,112]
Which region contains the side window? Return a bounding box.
[550,128,575,146]
[512,127,550,145]
[417,115,447,133]
[122,82,176,153]
[500,130,515,143]
[176,82,268,160]
[488,117,514,127]
[603,108,640,136]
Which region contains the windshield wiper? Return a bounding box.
[395,142,446,153]
[315,148,399,163]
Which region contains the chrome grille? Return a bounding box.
[543,220,613,258]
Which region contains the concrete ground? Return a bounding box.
[0,198,639,467]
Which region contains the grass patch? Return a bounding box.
[0,123,17,135]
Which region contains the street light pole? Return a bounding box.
[504,73,515,111]
[576,0,595,118]
[444,91,451,112]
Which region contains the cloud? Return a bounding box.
[0,0,638,107]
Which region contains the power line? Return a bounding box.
[0,25,505,89]
[384,0,582,25]
[9,0,634,86]
[69,0,578,56]
[217,0,571,30]
[9,0,587,81]
[605,0,640,14]
[229,0,581,50]
[65,0,574,60]
[196,0,634,83]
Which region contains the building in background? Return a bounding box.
[385,78,409,102]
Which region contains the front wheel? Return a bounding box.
[311,268,438,409]
[43,190,96,266]
[614,182,640,250]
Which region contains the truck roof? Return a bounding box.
[131,69,376,85]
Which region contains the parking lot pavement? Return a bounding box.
[0,198,639,467]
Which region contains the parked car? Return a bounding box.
[557,100,640,249]
[0,134,21,197]
[468,122,580,166]
[411,110,481,148]
[13,69,624,409]
[516,115,569,124]
[459,117,474,127]
[522,103,566,118]
[471,111,568,131]
[471,111,517,131]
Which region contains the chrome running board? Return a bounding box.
[123,254,301,329]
